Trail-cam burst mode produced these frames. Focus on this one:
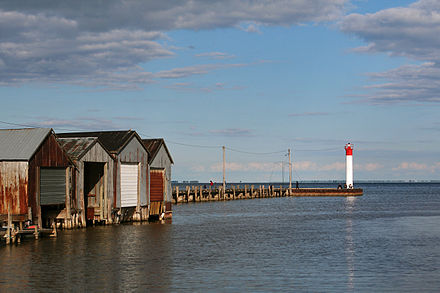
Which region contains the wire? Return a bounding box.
[136,131,221,149]
[225,146,286,155]
[0,119,90,132]
[294,148,339,152]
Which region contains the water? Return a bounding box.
[1,183,440,292]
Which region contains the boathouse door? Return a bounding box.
[40,167,66,205]
[84,162,105,223]
[150,169,165,202]
[120,163,138,207]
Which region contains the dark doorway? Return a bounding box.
[84,162,105,226]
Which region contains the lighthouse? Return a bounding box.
[345,143,354,189]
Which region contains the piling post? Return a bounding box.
[200,186,203,201]
[176,186,179,204]
[233,186,236,200]
[186,186,190,202]
[6,200,12,245]
[223,146,226,201]
[280,185,283,197]
[251,185,254,198]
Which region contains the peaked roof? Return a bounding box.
[0,128,52,160]
[57,130,149,155]
[58,137,113,161]
[142,138,174,164]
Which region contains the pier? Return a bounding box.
[173,185,363,203]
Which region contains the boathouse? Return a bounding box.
[58,137,115,226]
[142,138,174,218]
[58,130,149,222]
[0,128,75,228]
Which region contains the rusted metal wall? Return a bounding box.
[28,133,72,223]
[150,145,172,203]
[150,169,164,202]
[114,136,148,208]
[0,161,28,218]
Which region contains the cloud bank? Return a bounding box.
[341,0,440,104]
[0,0,348,89]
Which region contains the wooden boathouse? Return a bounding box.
[0,128,75,229]
[58,130,150,222]
[142,138,174,219]
[58,137,115,226]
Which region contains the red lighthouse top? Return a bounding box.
[345,143,353,156]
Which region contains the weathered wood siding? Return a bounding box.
[115,137,148,208]
[28,133,72,223]
[76,142,114,223]
[0,161,28,217]
[150,145,172,203]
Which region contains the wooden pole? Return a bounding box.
[65,167,71,228]
[7,199,11,244]
[288,149,292,196]
[222,146,226,200]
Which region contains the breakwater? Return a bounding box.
[173,185,363,203]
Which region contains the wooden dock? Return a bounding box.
[173,185,363,203]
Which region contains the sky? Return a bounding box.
[1,0,439,182]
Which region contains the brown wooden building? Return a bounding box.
[58,137,115,226]
[58,130,150,222]
[0,128,75,228]
[142,138,173,218]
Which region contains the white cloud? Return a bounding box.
[209,128,253,137]
[195,52,235,60]
[392,161,440,172]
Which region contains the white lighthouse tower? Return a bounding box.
[345,143,354,189]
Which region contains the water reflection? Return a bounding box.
[345,196,356,291]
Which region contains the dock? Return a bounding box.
[173,185,363,203]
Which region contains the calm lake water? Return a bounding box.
[1,183,440,292]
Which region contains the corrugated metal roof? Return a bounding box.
[58,137,99,160]
[142,138,174,164]
[0,128,51,160]
[58,130,150,156]
[57,130,134,153]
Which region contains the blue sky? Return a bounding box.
[1,0,439,182]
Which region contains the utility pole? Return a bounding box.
[281,161,284,184]
[288,149,292,195]
[222,146,226,200]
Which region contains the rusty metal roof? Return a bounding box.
[142,138,174,164]
[58,137,104,160]
[57,130,149,155]
[0,128,51,160]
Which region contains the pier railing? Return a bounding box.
[172,185,363,203]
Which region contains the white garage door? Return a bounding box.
[120,163,138,207]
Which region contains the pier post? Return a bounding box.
[6,200,11,245]
[233,186,236,200]
[245,185,248,198]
